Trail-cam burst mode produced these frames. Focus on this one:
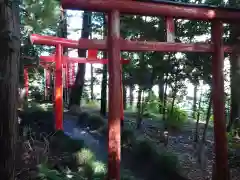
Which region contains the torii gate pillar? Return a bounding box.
[55,44,63,130]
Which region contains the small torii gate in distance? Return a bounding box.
[29,33,129,130]
[60,0,240,180]
[39,49,128,121]
[23,62,54,98]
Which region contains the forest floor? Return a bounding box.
[80,106,240,180]
[16,103,240,180]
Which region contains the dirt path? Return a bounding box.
[68,108,240,180]
[63,114,108,163]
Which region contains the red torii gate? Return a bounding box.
[24,62,54,98]
[39,51,129,128]
[28,33,130,130]
[59,0,240,180]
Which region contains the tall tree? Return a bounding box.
[0,1,21,179]
[100,16,107,116]
[69,11,92,107]
[58,7,68,103]
[227,0,240,131]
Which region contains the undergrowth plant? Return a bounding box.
[165,105,188,130]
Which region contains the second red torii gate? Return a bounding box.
[24,62,54,98]
[27,39,130,130]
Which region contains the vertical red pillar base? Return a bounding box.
[211,20,229,180]
[107,10,121,180]
[55,44,63,131]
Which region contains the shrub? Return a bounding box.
[121,169,143,180]
[131,139,180,178]
[24,102,46,113]
[19,110,54,140]
[50,131,84,153]
[69,105,82,115]
[75,148,95,165]
[131,140,156,164]
[84,100,99,109]
[77,111,90,125]
[165,105,187,130]
[87,114,106,130]
[75,148,107,179]
[121,129,135,146]
[154,151,180,175]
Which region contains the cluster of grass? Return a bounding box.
[18,102,145,180]
[39,133,107,179]
[165,105,188,130]
[121,127,182,179]
[83,100,100,109]
[39,130,145,180]
[131,140,180,177]
[77,111,106,131]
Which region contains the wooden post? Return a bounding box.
[107,10,121,180]
[211,20,229,180]
[55,44,63,130]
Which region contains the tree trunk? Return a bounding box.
[170,90,177,114]
[100,62,107,116]
[100,15,107,116]
[162,78,168,121]
[192,84,198,118]
[58,9,68,104]
[69,11,92,107]
[129,84,134,107]
[158,78,164,113]
[136,87,143,129]
[90,64,94,101]
[123,84,127,110]
[194,92,202,143]
[202,92,212,143]
[0,1,20,179]
[227,30,240,132]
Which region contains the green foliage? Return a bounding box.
[121,169,143,180]
[23,102,46,112]
[84,101,100,109]
[50,131,85,153]
[155,151,180,175]
[77,112,106,130]
[78,111,91,122]
[165,105,188,130]
[22,0,60,34]
[75,148,96,165]
[87,114,106,130]
[144,93,162,114]
[132,140,157,163]
[121,129,135,146]
[38,156,107,180]
[131,140,180,177]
